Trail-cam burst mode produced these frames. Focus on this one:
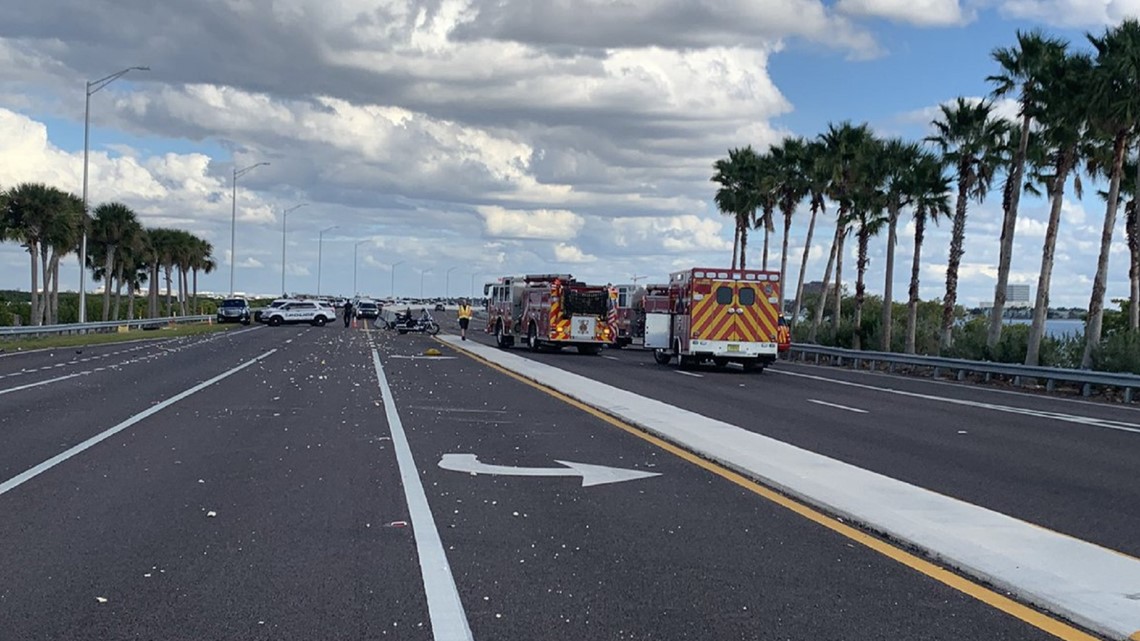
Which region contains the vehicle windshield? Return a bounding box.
[359,302,377,309]
[221,299,246,307]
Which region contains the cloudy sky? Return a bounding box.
[0,0,1135,306]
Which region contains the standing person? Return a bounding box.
[343,299,354,328]
[457,298,473,340]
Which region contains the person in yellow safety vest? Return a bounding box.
[457,299,474,340]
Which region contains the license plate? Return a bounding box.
[727,344,740,352]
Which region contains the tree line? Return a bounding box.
[712,19,1140,368]
[0,182,215,325]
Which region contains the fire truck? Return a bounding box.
[643,267,782,371]
[483,274,617,354]
[610,283,647,348]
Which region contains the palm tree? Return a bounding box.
[849,137,890,350]
[927,98,1006,350]
[1,183,54,325]
[754,152,777,270]
[768,137,810,313]
[1080,19,1140,368]
[986,30,1070,349]
[713,147,763,269]
[905,152,953,354]
[43,192,84,324]
[1119,154,1140,329]
[1025,52,1094,366]
[812,122,876,338]
[791,141,829,326]
[876,138,923,351]
[90,202,141,321]
[191,238,216,315]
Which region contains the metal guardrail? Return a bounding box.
[0,315,213,339]
[789,343,1140,402]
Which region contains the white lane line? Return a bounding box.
[603,355,620,361]
[808,399,868,414]
[675,370,703,378]
[0,372,87,396]
[370,348,473,641]
[0,349,277,497]
[775,369,1140,435]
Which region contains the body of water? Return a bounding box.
[1004,318,1084,339]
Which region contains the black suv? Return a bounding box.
[217,297,252,325]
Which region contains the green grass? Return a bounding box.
[0,322,237,352]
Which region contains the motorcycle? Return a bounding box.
[387,311,441,335]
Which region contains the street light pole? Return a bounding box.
[317,225,337,299]
[280,203,308,296]
[445,266,458,299]
[390,261,405,300]
[230,161,270,295]
[353,240,368,296]
[79,65,149,323]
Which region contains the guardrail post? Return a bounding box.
[1081,383,1091,397]
[984,372,991,382]
[957,369,966,381]
[1125,388,1134,403]
[1013,375,1021,387]
[854,357,861,369]
[887,362,894,373]
[933,367,941,378]
[1046,379,1055,392]
[814,353,820,364]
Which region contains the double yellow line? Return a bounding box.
[437,337,1115,641]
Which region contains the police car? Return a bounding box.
[262,300,338,327]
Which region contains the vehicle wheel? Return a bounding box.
[528,323,540,352]
[398,329,408,335]
[268,316,283,327]
[713,357,729,368]
[312,316,327,327]
[653,349,672,365]
[495,322,509,349]
[740,360,758,373]
[578,344,602,355]
[241,318,251,326]
[427,321,440,336]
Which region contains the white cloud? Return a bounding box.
[476,206,585,240]
[997,0,1140,27]
[553,243,597,263]
[837,0,973,26]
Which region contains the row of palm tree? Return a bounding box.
[0,182,215,325]
[712,19,1140,367]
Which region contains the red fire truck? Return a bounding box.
[643,267,782,371]
[483,274,617,354]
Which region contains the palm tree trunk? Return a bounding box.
[940,171,971,350]
[905,212,927,354]
[101,247,115,322]
[731,225,740,269]
[150,264,159,318]
[1129,203,1140,330]
[854,226,870,351]
[832,225,846,334]
[178,267,187,316]
[113,262,124,321]
[881,203,899,351]
[50,252,61,324]
[1081,132,1130,368]
[791,206,819,327]
[192,268,199,315]
[809,224,841,342]
[164,265,173,316]
[739,224,749,270]
[1026,157,1073,366]
[27,245,40,326]
[1132,154,1140,331]
[988,112,1032,349]
[778,206,793,314]
[128,279,137,321]
[40,247,50,325]
[761,225,770,271]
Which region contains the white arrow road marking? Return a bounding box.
[808,399,868,414]
[438,453,662,487]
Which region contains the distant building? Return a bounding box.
[1007,284,1031,309]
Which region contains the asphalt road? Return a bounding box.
[0,322,1097,639]
[450,317,1140,560]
